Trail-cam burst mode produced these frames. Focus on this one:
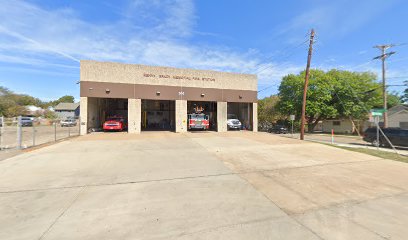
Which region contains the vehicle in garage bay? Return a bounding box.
[188,113,210,130]
[103,116,127,131]
[227,114,242,130]
[188,104,210,130]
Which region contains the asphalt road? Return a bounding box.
[1,131,407,239]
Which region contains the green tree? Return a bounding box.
[47,95,75,107]
[0,86,12,96]
[57,95,75,103]
[277,69,381,132]
[0,86,76,117]
[43,110,57,119]
[5,105,27,117]
[258,95,281,124]
[403,81,408,103]
[386,92,402,109]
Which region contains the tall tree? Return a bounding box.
[258,95,281,124]
[403,81,408,103]
[0,86,75,117]
[277,69,381,132]
[386,92,402,109]
[57,95,75,103]
[47,95,75,107]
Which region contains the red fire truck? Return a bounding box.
[188,105,210,130]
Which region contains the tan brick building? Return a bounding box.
[80,60,258,134]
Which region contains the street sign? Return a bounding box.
[370,108,386,116]
[371,108,386,113]
[371,112,383,116]
[290,115,295,121]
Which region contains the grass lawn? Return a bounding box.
[325,144,408,163]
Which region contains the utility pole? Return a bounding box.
[373,44,396,128]
[300,29,315,140]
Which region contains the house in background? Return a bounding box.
[54,102,80,119]
[321,119,368,134]
[381,105,408,129]
[25,105,44,116]
[319,105,408,134]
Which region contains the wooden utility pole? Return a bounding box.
[300,29,315,140]
[373,44,396,128]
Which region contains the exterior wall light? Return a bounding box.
[156,91,161,96]
[239,95,243,99]
[201,93,205,98]
[88,87,93,91]
[105,88,110,94]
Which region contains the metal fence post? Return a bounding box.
[17,116,22,149]
[291,120,294,138]
[54,121,57,142]
[376,116,380,150]
[0,116,3,150]
[32,120,36,147]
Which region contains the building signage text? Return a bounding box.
[143,73,215,82]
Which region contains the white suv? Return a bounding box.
[227,114,241,130]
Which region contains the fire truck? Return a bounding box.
[188,105,210,130]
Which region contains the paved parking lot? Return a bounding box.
[1,131,407,239]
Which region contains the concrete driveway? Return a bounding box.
[1,132,407,240]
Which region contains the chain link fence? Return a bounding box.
[0,116,80,150]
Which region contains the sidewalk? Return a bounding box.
[280,133,408,156]
[0,149,22,161]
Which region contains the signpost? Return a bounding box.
[290,115,295,137]
[370,109,385,149]
[17,116,22,149]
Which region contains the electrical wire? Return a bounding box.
[257,82,281,93]
[252,39,309,75]
[244,31,311,75]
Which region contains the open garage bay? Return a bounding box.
[87,97,128,132]
[1,132,408,239]
[228,102,253,131]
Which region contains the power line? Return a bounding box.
[254,42,309,75]
[386,76,408,79]
[257,85,276,93]
[257,81,282,93]
[251,41,311,96]
[245,31,311,74]
[246,38,308,74]
[249,38,309,75]
[388,57,408,63]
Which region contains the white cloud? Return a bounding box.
[276,0,399,40]
[0,0,313,97]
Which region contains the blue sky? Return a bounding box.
[0,0,407,101]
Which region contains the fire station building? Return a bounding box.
[79,60,258,135]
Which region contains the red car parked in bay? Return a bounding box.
[103,116,127,131]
